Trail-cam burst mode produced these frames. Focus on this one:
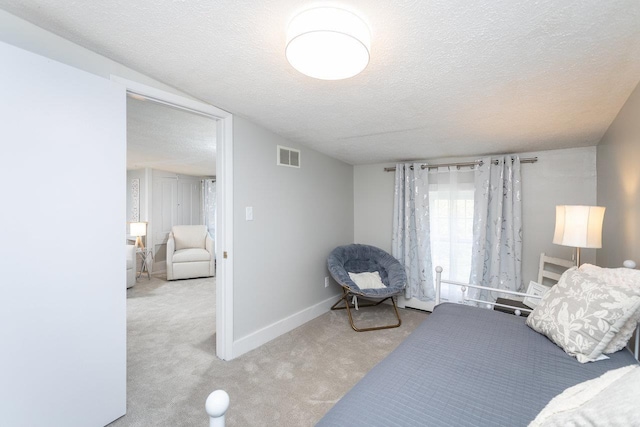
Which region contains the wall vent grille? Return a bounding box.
[277,145,301,168]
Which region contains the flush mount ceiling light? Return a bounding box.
[286,7,371,80]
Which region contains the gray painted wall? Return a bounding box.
[597,81,640,267]
[353,147,597,286]
[518,147,598,280]
[233,116,354,339]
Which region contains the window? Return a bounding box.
[428,168,475,302]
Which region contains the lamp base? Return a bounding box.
[135,236,145,250]
[576,247,581,267]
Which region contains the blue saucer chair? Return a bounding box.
[327,244,407,332]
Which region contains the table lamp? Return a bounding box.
[130,222,147,249]
[553,205,605,266]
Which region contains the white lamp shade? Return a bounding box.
[130,222,147,237]
[553,205,605,249]
[286,7,370,80]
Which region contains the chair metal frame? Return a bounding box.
[330,287,402,332]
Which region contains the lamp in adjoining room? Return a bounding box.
[130,222,147,249]
[553,205,605,266]
[285,7,371,80]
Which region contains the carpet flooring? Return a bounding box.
[109,275,428,426]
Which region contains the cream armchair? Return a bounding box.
[166,225,215,280]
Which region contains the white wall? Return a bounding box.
[353,147,597,287]
[0,40,126,426]
[597,80,640,267]
[232,116,354,352]
[150,169,205,270]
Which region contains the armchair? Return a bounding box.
[166,225,215,280]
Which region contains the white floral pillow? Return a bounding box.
[579,264,640,353]
[526,267,640,363]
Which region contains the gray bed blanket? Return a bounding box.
[318,303,637,426]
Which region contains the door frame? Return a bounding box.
[111,76,234,360]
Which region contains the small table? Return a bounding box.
[136,248,154,280]
[494,298,531,317]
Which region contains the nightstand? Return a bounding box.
[494,298,531,317]
[136,247,154,280]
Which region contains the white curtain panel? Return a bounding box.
[469,155,523,303]
[392,163,434,301]
[203,179,216,247]
[428,167,475,303]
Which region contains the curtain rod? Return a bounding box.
[383,157,538,172]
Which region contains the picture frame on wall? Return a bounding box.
[523,281,551,309]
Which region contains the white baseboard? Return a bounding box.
[398,296,435,312]
[232,294,339,359]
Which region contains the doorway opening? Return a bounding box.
[113,76,233,361]
[126,95,216,275]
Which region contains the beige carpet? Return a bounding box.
[109,275,428,426]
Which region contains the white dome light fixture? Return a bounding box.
[286,7,371,80]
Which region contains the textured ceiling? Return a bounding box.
[2,0,640,165]
[127,97,216,176]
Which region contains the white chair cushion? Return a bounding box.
[348,271,386,289]
[172,248,211,263]
[172,225,207,250]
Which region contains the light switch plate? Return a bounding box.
[246,206,253,221]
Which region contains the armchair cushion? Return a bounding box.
[173,248,211,263]
[172,225,208,251]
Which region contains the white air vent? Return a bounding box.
[277,145,301,168]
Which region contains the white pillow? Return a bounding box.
[526,267,640,363]
[348,271,386,289]
[579,264,640,354]
[529,365,640,427]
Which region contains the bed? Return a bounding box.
[317,265,640,427]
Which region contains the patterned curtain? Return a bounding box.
[392,163,434,301]
[469,155,523,303]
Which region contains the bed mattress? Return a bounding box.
[317,303,638,426]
